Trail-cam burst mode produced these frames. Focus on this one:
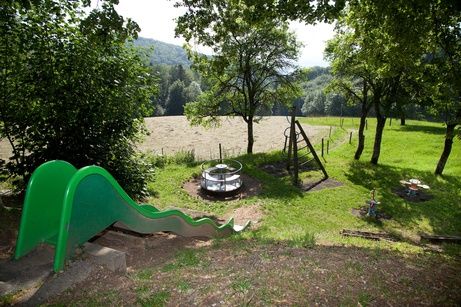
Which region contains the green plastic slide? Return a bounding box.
[14,160,249,272]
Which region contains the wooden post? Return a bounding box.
[349,132,352,144]
[292,126,299,186]
[327,140,330,154]
[295,121,328,179]
[286,107,296,171]
[389,117,392,126]
[329,126,332,138]
[365,119,368,130]
[321,138,324,157]
[219,143,222,163]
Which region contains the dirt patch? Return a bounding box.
[182,173,262,201]
[92,231,209,269]
[260,160,318,178]
[46,240,461,306]
[223,204,264,228]
[351,207,392,220]
[0,192,22,261]
[260,162,343,192]
[392,186,434,202]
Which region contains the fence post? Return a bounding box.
[219,143,222,163]
[321,138,324,157]
[327,140,330,154]
[365,119,368,130]
[349,132,352,144]
[329,126,332,138]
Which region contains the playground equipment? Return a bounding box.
[367,189,380,217]
[200,159,243,195]
[14,160,249,272]
[399,179,430,197]
[283,109,328,185]
[200,144,243,196]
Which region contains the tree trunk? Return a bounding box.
[354,97,370,160]
[371,102,386,165]
[247,117,254,154]
[400,112,406,126]
[435,123,456,175]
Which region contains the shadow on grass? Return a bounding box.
[400,124,446,135]
[237,152,304,201]
[345,160,461,236]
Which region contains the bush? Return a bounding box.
[0,1,157,199]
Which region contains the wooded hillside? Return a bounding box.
[133,37,190,66]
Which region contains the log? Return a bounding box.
[420,234,461,244]
[340,229,397,241]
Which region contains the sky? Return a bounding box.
[113,0,335,67]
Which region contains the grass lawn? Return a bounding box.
[148,117,461,254]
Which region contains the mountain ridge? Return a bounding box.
[133,37,191,66]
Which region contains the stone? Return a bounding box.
[83,242,126,273]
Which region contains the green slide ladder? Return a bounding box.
[14,160,249,272]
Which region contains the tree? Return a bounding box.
[325,31,374,160]
[0,0,157,198]
[166,80,187,115]
[424,1,461,175]
[302,91,326,116]
[169,64,192,86]
[175,0,302,153]
[185,81,202,103]
[326,0,430,164]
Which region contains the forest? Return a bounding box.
[140,40,434,121]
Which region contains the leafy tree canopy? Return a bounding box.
[0,0,157,198]
[175,0,306,153]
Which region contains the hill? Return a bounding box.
[133,37,190,66]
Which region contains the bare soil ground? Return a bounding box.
[45,236,461,306]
